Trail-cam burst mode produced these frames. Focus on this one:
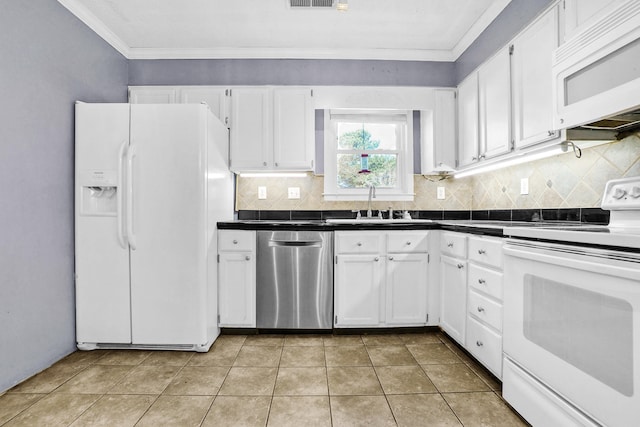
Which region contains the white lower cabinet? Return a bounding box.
[465,234,504,379]
[334,231,429,328]
[217,230,256,327]
[439,232,468,345]
[438,231,505,379]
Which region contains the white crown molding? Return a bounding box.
[125,47,456,61]
[451,0,512,59]
[57,0,131,58]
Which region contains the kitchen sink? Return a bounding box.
[325,218,433,224]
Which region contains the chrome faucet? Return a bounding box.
[366,185,376,218]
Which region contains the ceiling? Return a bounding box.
[58,0,512,61]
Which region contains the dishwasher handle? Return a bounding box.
[268,240,323,248]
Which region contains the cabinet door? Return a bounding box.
[273,88,314,170]
[440,255,467,345]
[457,74,479,167]
[218,252,256,327]
[129,87,176,104]
[181,87,229,126]
[563,0,624,42]
[335,254,383,327]
[230,88,272,171]
[478,48,512,160]
[385,253,428,326]
[512,6,560,149]
[421,89,456,173]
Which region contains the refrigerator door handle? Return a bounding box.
[126,144,137,250]
[117,141,128,249]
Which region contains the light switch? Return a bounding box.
[520,178,529,195]
[437,186,446,200]
[258,186,267,199]
[288,187,300,199]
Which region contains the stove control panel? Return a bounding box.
[602,177,640,211]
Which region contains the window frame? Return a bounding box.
[323,109,414,201]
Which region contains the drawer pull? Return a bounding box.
[357,242,363,246]
[476,340,483,347]
[388,256,394,261]
[233,239,238,244]
[447,242,454,247]
[406,241,412,245]
[477,306,485,313]
[457,263,464,269]
[478,278,486,285]
[245,255,251,261]
[374,257,380,262]
[478,249,486,254]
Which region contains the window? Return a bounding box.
[323,110,414,201]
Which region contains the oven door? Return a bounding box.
[503,239,640,426]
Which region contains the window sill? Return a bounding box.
[323,193,415,202]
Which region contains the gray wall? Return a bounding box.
[455,0,554,84]
[0,0,128,392]
[129,59,456,87]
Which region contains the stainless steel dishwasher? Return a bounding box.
[256,230,333,329]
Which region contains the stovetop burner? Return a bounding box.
[505,176,640,250]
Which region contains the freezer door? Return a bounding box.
[75,103,132,344]
[128,104,209,345]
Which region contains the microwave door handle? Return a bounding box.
[117,141,128,249]
[126,144,137,250]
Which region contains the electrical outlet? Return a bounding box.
[437,186,446,200]
[288,187,300,199]
[258,186,267,199]
[520,178,529,195]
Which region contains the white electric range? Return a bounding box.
[501,176,640,426]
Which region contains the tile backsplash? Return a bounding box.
[236,133,640,211]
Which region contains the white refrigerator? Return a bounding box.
[74,103,233,352]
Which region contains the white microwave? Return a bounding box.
[553,0,640,133]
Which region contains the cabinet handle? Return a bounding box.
[406,241,412,245]
[548,130,555,136]
[476,341,483,347]
[357,242,362,246]
[480,154,486,159]
[457,263,464,269]
[275,162,279,167]
[245,255,251,261]
[374,257,380,262]
[478,249,486,254]
[472,156,478,161]
[233,239,238,244]
[478,278,486,285]
[388,256,394,261]
[263,161,267,166]
[447,242,454,247]
[477,306,485,313]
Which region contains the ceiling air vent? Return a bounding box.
[289,0,334,8]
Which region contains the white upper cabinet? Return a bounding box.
[457,74,479,168]
[180,87,229,126]
[562,0,626,42]
[478,47,512,160]
[273,88,315,170]
[230,87,272,171]
[230,87,314,172]
[421,89,457,173]
[129,86,229,125]
[512,4,561,149]
[129,87,176,104]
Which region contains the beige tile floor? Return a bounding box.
[0,332,528,426]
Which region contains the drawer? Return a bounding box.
[468,263,503,301]
[468,236,503,268]
[335,232,382,254]
[468,289,503,332]
[440,232,467,258]
[218,230,256,252]
[387,231,429,253]
[466,315,502,379]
